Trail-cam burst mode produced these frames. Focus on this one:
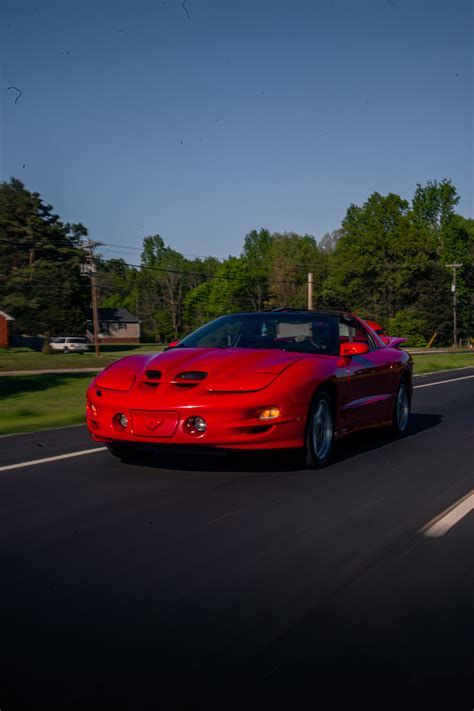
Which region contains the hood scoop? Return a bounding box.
[140,369,162,388]
[172,371,208,388]
[144,369,162,380]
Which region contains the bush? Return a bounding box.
[388,308,427,347]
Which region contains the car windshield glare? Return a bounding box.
[178,313,340,355]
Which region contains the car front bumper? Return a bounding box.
[86,387,307,450]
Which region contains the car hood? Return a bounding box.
[95,347,304,392]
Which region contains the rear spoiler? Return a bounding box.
[381,336,407,348]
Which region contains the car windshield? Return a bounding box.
[177,313,339,355]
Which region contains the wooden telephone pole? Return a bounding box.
[445,263,463,348]
[82,240,101,357]
[307,272,314,310]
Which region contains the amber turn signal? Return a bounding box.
[258,407,280,421]
[87,401,98,416]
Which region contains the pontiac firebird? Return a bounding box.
[86,309,413,467]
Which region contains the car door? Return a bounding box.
[339,316,393,426]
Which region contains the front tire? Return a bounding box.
[391,378,411,436]
[304,391,335,468]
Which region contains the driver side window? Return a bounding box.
[339,318,376,349]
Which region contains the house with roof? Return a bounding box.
[86,308,141,343]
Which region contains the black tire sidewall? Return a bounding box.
[392,379,410,435]
[304,391,334,468]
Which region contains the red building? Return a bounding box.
[0,311,14,348]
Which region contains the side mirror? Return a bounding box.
[164,339,181,351]
[340,341,370,357]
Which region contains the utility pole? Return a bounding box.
[445,263,463,348]
[307,272,313,310]
[81,240,101,357]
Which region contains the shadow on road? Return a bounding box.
[120,411,442,473]
[331,411,442,464]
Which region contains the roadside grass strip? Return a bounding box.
[0,373,93,435]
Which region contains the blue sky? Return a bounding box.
[2,0,473,261]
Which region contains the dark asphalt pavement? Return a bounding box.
[0,368,473,709]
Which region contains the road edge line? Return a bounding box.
[0,447,108,472]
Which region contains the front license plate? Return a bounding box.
[131,410,179,437]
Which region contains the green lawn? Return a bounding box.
[0,373,93,435]
[412,352,474,374]
[0,344,162,372]
[0,352,472,436]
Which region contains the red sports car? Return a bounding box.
[86,309,412,467]
[364,319,402,346]
[364,319,384,335]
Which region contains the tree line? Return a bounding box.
[0,177,472,347]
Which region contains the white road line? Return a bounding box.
[422,492,474,538]
[0,447,108,472]
[414,365,474,379]
[414,374,474,389]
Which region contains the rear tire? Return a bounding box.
[304,390,335,468]
[390,378,411,436]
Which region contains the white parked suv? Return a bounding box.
[50,337,89,353]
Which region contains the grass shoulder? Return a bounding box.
[0,373,93,435]
[412,352,474,374]
[0,344,162,372]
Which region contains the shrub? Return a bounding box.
[388,308,427,347]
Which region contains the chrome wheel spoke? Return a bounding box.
[312,400,333,460]
[396,384,409,430]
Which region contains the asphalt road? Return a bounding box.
[1,368,473,709]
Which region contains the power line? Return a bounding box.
[0,235,457,291]
[0,236,228,262]
[93,255,303,285]
[0,234,449,271]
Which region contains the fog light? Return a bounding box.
[194,416,207,432]
[184,416,207,435]
[258,407,280,421]
[118,413,129,428]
